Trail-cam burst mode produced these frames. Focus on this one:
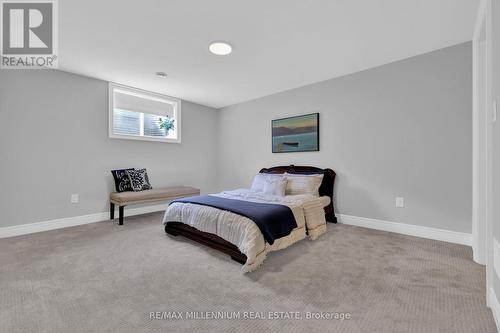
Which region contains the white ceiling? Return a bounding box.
[59,0,479,109]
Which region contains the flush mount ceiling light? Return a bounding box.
[155,72,168,78]
[209,41,232,55]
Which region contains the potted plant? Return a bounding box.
[158,116,175,136]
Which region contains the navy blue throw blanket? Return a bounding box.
[171,195,297,245]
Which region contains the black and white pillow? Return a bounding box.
[126,168,153,191]
[111,168,135,192]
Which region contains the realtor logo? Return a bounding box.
[1,0,58,68]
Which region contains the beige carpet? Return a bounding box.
[0,212,496,333]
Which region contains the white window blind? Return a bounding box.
[112,109,141,136]
[109,83,181,143]
[114,90,175,117]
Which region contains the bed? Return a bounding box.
[163,165,336,272]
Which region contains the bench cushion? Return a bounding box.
[110,186,200,205]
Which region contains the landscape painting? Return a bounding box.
[272,113,319,153]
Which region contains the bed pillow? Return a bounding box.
[284,172,324,196]
[262,177,287,196]
[250,173,283,192]
[111,168,135,192]
[126,168,153,192]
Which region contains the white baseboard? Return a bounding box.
[336,214,472,246]
[489,287,500,332]
[1,209,473,247]
[0,203,167,238]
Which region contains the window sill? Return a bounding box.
[109,133,181,143]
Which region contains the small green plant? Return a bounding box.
[159,116,175,134]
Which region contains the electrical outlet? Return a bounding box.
[71,194,79,204]
[395,197,404,208]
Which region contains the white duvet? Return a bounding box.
[162,189,329,272]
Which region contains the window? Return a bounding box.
[109,83,181,143]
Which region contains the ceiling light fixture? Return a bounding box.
[155,72,168,78]
[209,41,232,55]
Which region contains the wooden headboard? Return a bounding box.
[259,165,337,223]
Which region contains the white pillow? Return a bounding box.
[263,177,287,196]
[250,174,283,192]
[284,173,324,196]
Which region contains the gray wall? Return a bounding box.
[0,70,218,228]
[0,43,473,234]
[217,42,472,233]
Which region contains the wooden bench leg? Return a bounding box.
[110,202,115,220]
[119,206,124,225]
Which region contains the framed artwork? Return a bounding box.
[272,113,319,153]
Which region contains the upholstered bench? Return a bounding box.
[110,186,200,225]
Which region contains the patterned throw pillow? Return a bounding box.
[126,168,153,192]
[111,168,135,192]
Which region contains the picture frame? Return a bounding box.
[272,113,319,153]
